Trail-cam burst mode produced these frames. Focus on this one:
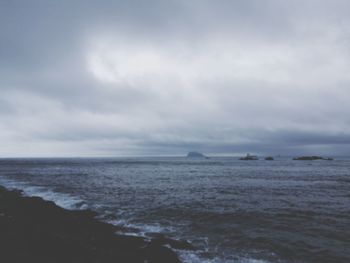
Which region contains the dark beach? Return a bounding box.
[0,185,193,263]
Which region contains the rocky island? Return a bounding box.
[239,153,258,160]
[293,156,334,161]
[0,186,193,263]
[187,151,206,158]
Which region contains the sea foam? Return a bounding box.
[0,177,87,210]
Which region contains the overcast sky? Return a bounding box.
[1,0,350,157]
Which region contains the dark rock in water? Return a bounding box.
[0,185,184,263]
[187,151,206,158]
[293,156,334,161]
[239,153,258,160]
[265,156,274,161]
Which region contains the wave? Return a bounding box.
[0,176,272,263]
[0,177,87,210]
[177,250,270,263]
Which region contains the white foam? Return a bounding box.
[108,218,128,226]
[177,250,270,263]
[106,217,176,238]
[134,223,169,234]
[0,177,87,210]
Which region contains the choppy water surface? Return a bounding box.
[0,157,349,262]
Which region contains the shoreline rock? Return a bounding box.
[0,185,192,263]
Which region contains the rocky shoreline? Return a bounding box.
[0,185,193,263]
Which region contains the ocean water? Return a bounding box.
[0,157,349,263]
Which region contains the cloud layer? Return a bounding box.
[1,0,350,156]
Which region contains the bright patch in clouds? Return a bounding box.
[87,37,296,88]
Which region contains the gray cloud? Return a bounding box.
[1,0,350,157]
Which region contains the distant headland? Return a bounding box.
[293,156,333,161]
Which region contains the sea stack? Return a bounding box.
[187,151,206,158]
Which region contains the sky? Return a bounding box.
[1,0,350,157]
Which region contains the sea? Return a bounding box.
[0,157,349,263]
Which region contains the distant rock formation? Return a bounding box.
[265,156,274,161]
[187,151,206,158]
[239,153,258,160]
[293,156,333,161]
